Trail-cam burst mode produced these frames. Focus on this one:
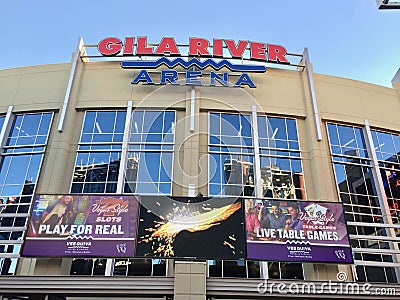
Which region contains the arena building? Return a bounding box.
[0,36,399,299]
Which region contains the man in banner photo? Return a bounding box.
[22,194,139,257]
[258,201,287,229]
[245,199,353,263]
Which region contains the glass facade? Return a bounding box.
[70,258,107,276]
[0,112,53,275]
[67,108,307,280]
[267,262,304,280]
[0,116,5,133]
[1,109,398,282]
[208,113,305,199]
[113,258,167,276]
[72,110,175,196]
[258,116,305,199]
[327,123,398,283]
[209,112,254,197]
[208,113,304,279]
[70,110,175,276]
[371,130,400,226]
[207,260,303,280]
[124,110,175,195]
[71,111,125,194]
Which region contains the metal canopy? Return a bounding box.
[377,0,400,9]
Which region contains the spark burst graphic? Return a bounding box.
[138,201,241,257]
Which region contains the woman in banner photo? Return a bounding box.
[42,203,67,229]
[245,199,260,240]
[41,195,76,226]
[285,202,303,231]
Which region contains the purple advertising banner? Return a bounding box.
[245,199,353,263]
[22,194,139,257]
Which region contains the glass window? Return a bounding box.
[6,113,52,147]
[279,262,304,280]
[209,113,254,197]
[267,262,303,280]
[71,111,125,194]
[209,114,304,199]
[247,260,261,278]
[207,260,302,280]
[112,258,167,277]
[222,260,247,278]
[210,113,252,147]
[328,123,368,158]
[258,116,305,200]
[70,258,106,276]
[0,116,5,134]
[328,123,397,283]
[80,111,126,144]
[371,129,400,230]
[356,265,397,283]
[124,111,175,195]
[0,112,53,275]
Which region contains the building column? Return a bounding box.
[57,37,84,132]
[250,105,269,279]
[181,87,200,196]
[174,261,206,300]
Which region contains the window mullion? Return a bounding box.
[251,106,262,198]
[106,104,133,276]
[117,101,133,194]
[0,106,14,151]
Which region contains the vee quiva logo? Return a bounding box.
[97,36,290,88]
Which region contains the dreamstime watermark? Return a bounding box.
[257,272,397,296]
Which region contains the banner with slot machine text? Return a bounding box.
[22,194,139,257]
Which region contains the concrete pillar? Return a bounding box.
[174,261,206,300]
[16,258,36,275]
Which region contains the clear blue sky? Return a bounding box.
[1,0,399,87]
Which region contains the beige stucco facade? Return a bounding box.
[0,52,400,299]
